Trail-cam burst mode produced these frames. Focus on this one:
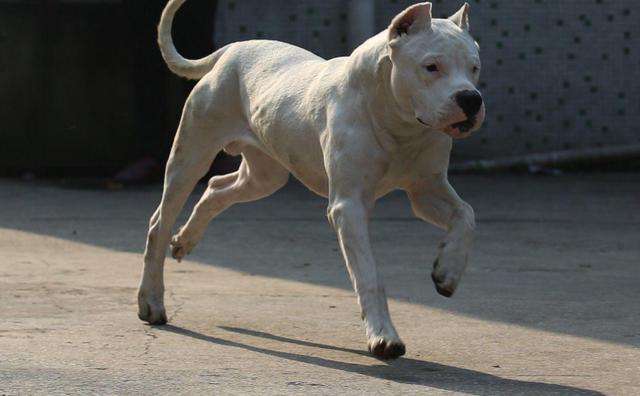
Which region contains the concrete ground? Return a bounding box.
[1,173,639,395]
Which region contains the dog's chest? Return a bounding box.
[378,135,452,191]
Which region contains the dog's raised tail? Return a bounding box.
[158,0,229,80]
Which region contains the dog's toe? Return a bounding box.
[370,339,386,357]
[137,291,167,324]
[171,245,184,262]
[368,337,406,360]
[385,341,406,359]
[138,302,168,325]
[431,258,458,298]
[170,235,188,262]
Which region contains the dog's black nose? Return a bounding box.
[455,90,483,117]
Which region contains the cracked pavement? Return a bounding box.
[1,174,639,395]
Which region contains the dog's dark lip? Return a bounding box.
[450,118,475,133]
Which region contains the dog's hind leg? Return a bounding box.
[137,96,229,325]
[170,144,289,261]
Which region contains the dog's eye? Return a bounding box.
[472,66,480,74]
[425,64,439,73]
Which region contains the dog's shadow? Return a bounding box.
[157,324,602,395]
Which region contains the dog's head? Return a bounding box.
[386,2,484,139]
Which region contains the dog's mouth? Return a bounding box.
[451,118,475,133]
[417,117,478,139]
[444,118,476,139]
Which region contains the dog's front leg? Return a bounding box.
[407,173,476,297]
[323,132,405,359]
[327,194,405,359]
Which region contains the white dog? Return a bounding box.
[138,0,484,360]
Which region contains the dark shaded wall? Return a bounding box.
[0,0,216,176]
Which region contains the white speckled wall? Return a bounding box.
[215,0,639,160]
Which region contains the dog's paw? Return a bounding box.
[432,258,454,297]
[170,233,194,262]
[137,292,167,325]
[431,246,468,297]
[368,336,406,360]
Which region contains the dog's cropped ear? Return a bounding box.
[449,3,470,31]
[388,2,432,43]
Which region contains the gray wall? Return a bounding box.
[215,0,639,160]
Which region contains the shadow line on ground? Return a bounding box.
[157,324,603,396]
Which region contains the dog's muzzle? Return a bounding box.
[417,89,484,139]
[444,90,484,138]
